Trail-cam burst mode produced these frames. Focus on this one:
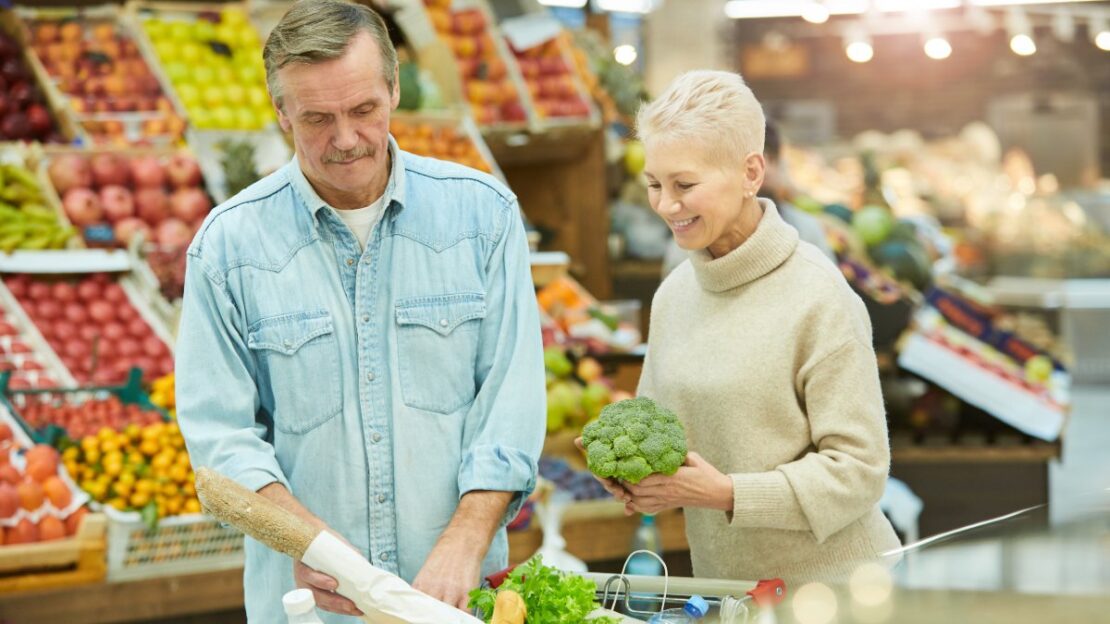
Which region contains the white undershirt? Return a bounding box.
[330,196,385,251]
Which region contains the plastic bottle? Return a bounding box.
[647,595,709,623]
[626,514,664,611]
[283,588,325,624]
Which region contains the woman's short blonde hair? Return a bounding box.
[636,70,765,170]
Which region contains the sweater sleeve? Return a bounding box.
[729,338,891,543]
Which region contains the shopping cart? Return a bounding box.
[484,550,786,623]
[585,550,786,623]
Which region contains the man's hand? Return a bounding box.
[412,490,513,610]
[574,436,632,504]
[294,560,364,616]
[256,482,364,617]
[623,452,733,516]
[410,535,483,610]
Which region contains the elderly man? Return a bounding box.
[176,1,545,620]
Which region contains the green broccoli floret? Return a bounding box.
[581,397,687,484]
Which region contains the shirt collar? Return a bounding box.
[287,135,406,219]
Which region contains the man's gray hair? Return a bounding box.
[263,0,398,108]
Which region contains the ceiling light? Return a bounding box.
[613,44,638,65]
[801,2,830,23]
[1010,33,1037,55]
[846,40,874,62]
[1092,15,1110,51]
[924,36,952,59]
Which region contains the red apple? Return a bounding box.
[88,300,115,323]
[47,154,92,195]
[155,218,192,248]
[127,317,149,338]
[113,217,151,246]
[34,300,61,321]
[170,187,211,223]
[25,104,52,137]
[90,153,130,188]
[164,153,202,189]
[62,188,103,225]
[142,336,165,358]
[64,303,87,324]
[99,185,134,223]
[0,112,30,141]
[51,282,76,303]
[129,155,165,189]
[102,321,126,340]
[76,280,99,302]
[134,187,169,225]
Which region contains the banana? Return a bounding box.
[50,226,76,249]
[20,234,52,250]
[0,232,26,253]
[4,165,41,190]
[21,204,59,224]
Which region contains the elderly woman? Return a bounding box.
[613,71,901,585]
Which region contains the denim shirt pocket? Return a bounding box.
[395,292,486,414]
[247,310,342,434]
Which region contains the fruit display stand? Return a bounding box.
[0,143,81,252]
[390,109,504,180]
[492,0,600,130]
[1,271,176,386]
[123,1,275,133]
[0,273,77,391]
[12,5,184,147]
[0,402,106,593]
[417,0,538,132]
[0,10,84,145]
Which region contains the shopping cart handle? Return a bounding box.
[747,578,786,608]
[485,565,518,589]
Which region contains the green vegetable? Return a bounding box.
[469,556,620,624]
[582,397,687,484]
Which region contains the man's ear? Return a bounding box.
[272,91,292,133]
[390,63,400,110]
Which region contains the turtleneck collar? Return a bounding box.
[688,198,799,293]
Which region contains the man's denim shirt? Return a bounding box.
[176,138,545,622]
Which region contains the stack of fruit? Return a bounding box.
[0,160,77,251]
[138,7,274,131]
[3,273,174,385]
[62,421,199,521]
[543,345,624,434]
[148,372,175,419]
[0,308,62,390]
[0,425,89,545]
[422,0,528,126]
[46,150,211,249]
[27,16,184,144]
[389,118,493,174]
[0,30,67,143]
[17,395,164,441]
[510,38,590,120]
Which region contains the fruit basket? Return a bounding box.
[493,6,598,129]
[0,272,76,392]
[125,1,276,132]
[14,4,185,146]
[0,144,81,253]
[1,272,175,386]
[390,110,503,180]
[0,12,82,145]
[103,503,244,581]
[420,0,537,131]
[0,402,95,567]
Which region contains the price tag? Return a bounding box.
[500,12,561,51]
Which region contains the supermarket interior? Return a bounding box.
[0,0,1107,623]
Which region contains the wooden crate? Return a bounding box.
[12,5,184,146]
[0,513,107,593]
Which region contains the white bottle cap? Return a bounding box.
[282,588,317,616]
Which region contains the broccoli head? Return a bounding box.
[581,397,687,484]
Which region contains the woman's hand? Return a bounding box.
[623,452,734,516]
[573,436,633,504]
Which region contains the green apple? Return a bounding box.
[180,43,204,64]
[193,20,216,42]
[235,108,260,130]
[144,19,167,40]
[215,65,237,84]
[212,107,236,129]
[176,82,201,108]
[223,84,246,106]
[237,64,261,85]
[202,85,226,107]
[221,7,249,26]
[189,107,212,129]
[163,61,189,83]
[154,40,179,63]
[168,21,192,42]
[193,66,216,85]
[246,86,269,109]
[624,140,645,176]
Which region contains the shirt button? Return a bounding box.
[377,493,387,504]
[380,552,390,562]
[361,314,370,323]
[366,372,375,382]
[372,432,382,443]
[283,339,292,348]
[346,258,354,266]
[439,318,449,328]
